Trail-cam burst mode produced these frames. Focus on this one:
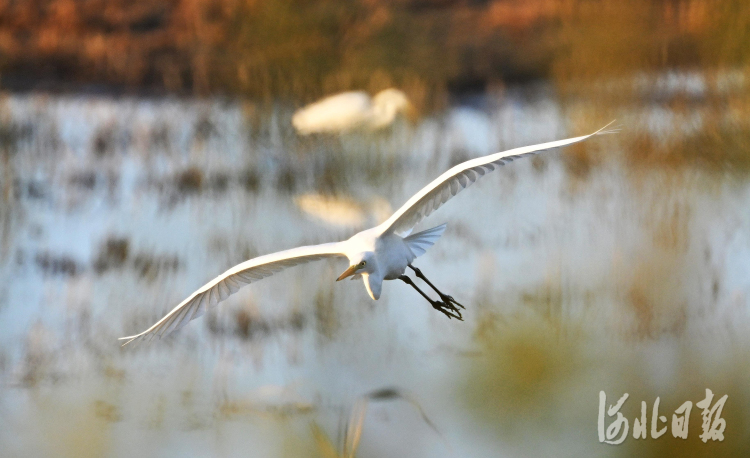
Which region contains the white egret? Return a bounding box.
[292,89,412,135]
[120,122,616,345]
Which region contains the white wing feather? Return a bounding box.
[119,242,346,345]
[377,122,615,236]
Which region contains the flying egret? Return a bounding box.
[292,89,412,135]
[120,122,615,345]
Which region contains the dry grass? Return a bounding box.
[3,0,749,110]
[311,387,444,458]
[624,125,750,174]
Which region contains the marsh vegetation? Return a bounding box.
[1,1,750,457]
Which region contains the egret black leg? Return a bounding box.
[407,265,465,311]
[398,275,463,320]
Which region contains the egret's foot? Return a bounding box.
[437,293,465,310]
[408,265,466,313]
[398,274,464,320]
[432,300,463,320]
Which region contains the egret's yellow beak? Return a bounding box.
[336,264,359,281]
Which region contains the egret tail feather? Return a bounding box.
[404,224,447,258]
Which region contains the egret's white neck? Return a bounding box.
[370,102,400,129]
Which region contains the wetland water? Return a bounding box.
[1,74,749,457]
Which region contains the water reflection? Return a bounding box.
[1,70,749,457]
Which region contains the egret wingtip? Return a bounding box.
[593,119,619,136]
[118,335,138,347]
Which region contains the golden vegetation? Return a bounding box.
[2,0,748,108]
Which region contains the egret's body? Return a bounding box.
[292,89,411,135]
[342,226,430,300]
[120,123,615,345]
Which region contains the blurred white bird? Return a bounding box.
[292,89,412,135]
[120,122,616,345]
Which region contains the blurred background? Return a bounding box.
[1,0,749,456]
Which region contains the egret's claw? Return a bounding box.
[398,271,465,320]
[409,265,466,313]
[439,294,465,310]
[432,301,463,320]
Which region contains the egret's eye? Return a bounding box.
[360,261,367,267]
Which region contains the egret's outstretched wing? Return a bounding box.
[378,122,616,236]
[119,242,346,346]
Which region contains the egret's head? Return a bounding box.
[371,89,415,127]
[336,253,375,281]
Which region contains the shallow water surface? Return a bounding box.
[1,76,749,457]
